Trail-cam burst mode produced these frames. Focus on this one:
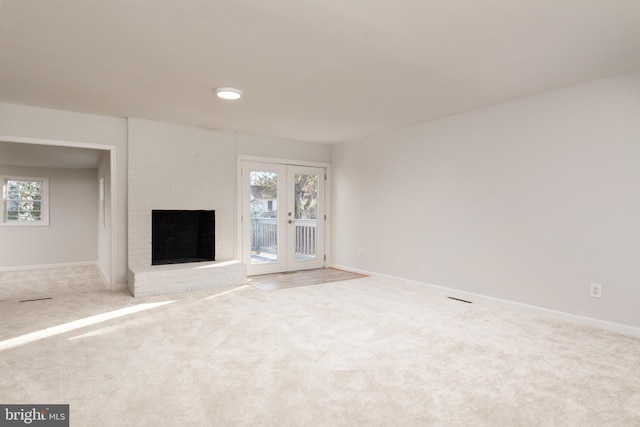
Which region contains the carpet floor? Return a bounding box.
[1,275,639,426]
[0,264,108,301]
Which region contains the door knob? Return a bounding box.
[288,220,294,224]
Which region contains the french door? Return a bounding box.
[242,161,325,275]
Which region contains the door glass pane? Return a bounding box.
[250,171,278,264]
[294,173,318,260]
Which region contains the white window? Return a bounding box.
[1,176,49,226]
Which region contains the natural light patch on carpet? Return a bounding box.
[0,300,174,351]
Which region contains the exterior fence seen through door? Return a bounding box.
[251,217,317,263]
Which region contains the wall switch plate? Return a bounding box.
[357,249,363,258]
[590,283,602,298]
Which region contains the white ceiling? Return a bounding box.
[1,0,639,144]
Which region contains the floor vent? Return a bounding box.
[447,296,472,304]
[19,297,53,303]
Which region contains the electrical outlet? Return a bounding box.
[590,283,602,298]
[357,249,363,258]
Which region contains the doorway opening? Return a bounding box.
[0,135,116,290]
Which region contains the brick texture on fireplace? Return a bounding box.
[127,118,246,296]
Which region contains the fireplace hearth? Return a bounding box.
[152,210,215,265]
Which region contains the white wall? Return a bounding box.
[0,165,98,266]
[128,119,333,269]
[332,70,640,328]
[0,103,330,288]
[235,132,331,164]
[0,103,128,285]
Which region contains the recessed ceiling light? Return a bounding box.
[214,87,243,100]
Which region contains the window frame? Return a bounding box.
[1,175,50,226]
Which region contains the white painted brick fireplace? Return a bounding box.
[127,118,246,297]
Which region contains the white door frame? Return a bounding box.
[237,155,331,275]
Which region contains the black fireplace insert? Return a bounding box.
[152,210,215,265]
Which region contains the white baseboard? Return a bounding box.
[330,264,640,338]
[0,261,99,272]
[329,264,373,276]
[95,262,109,285]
